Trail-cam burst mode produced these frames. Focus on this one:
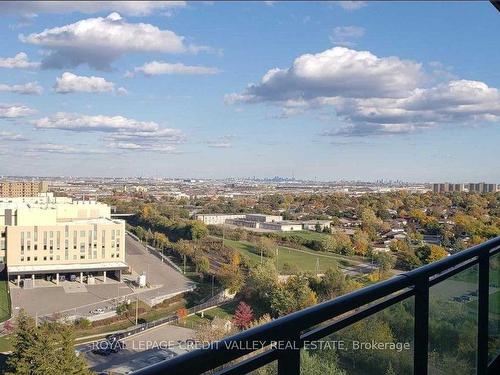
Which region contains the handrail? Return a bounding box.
[132,236,500,375]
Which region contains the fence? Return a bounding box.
[131,236,500,375]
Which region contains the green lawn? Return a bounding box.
[224,239,347,273]
[0,276,11,323]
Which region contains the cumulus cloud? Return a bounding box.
[0,104,36,118]
[0,1,186,17]
[54,72,115,93]
[0,82,42,95]
[0,131,27,141]
[227,47,423,102]
[324,80,500,136]
[128,61,220,77]
[0,52,40,69]
[334,1,367,11]
[228,46,500,137]
[330,26,365,46]
[31,112,186,152]
[20,13,208,70]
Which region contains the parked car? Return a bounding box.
[92,347,111,356]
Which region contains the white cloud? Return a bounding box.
[31,112,186,152]
[0,52,40,69]
[227,47,423,102]
[228,46,500,137]
[33,112,159,132]
[330,26,365,46]
[28,143,109,154]
[129,61,220,77]
[0,104,36,118]
[107,142,178,153]
[116,87,129,96]
[20,13,208,70]
[334,1,367,11]
[0,82,42,95]
[323,80,500,136]
[54,72,115,93]
[0,1,186,17]
[0,131,27,141]
[206,135,234,148]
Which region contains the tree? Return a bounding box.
[317,265,347,301]
[233,301,254,330]
[300,350,346,375]
[270,275,317,316]
[6,310,37,375]
[353,230,370,255]
[196,256,210,274]
[427,244,448,263]
[6,311,91,375]
[188,220,209,240]
[374,252,396,278]
[177,308,188,324]
[257,237,278,260]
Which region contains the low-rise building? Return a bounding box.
[195,213,246,225]
[0,193,126,286]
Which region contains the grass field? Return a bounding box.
[0,276,11,323]
[224,239,349,273]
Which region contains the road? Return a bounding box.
[124,235,196,305]
[83,324,195,374]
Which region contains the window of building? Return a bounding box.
[33,256,37,261]
[20,257,24,261]
[80,255,85,259]
[27,257,30,261]
[43,256,47,261]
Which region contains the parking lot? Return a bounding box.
[83,324,195,374]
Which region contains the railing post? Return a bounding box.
[414,275,429,375]
[278,333,300,375]
[478,252,489,375]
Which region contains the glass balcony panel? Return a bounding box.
[429,264,478,375]
[489,252,500,362]
[300,296,414,374]
[249,361,277,375]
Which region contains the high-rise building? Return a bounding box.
[468,182,498,193]
[0,180,48,198]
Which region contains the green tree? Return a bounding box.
[6,311,91,375]
[6,310,37,375]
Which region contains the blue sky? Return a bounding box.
[0,1,499,182]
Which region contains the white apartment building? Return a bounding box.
[0,193,127,286]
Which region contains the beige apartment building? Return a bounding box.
[0,180,48,198]
[0,193,127,286]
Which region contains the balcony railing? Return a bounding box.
[132,236,500,375]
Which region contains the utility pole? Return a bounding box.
[135,295,139,325]
[211,274,214,297]
[183,254,186,274]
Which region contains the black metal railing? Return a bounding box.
[132,236,500,375]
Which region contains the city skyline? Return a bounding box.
[0,1,499,181]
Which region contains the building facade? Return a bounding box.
[0,180,48,198]
[0,193,126,286]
